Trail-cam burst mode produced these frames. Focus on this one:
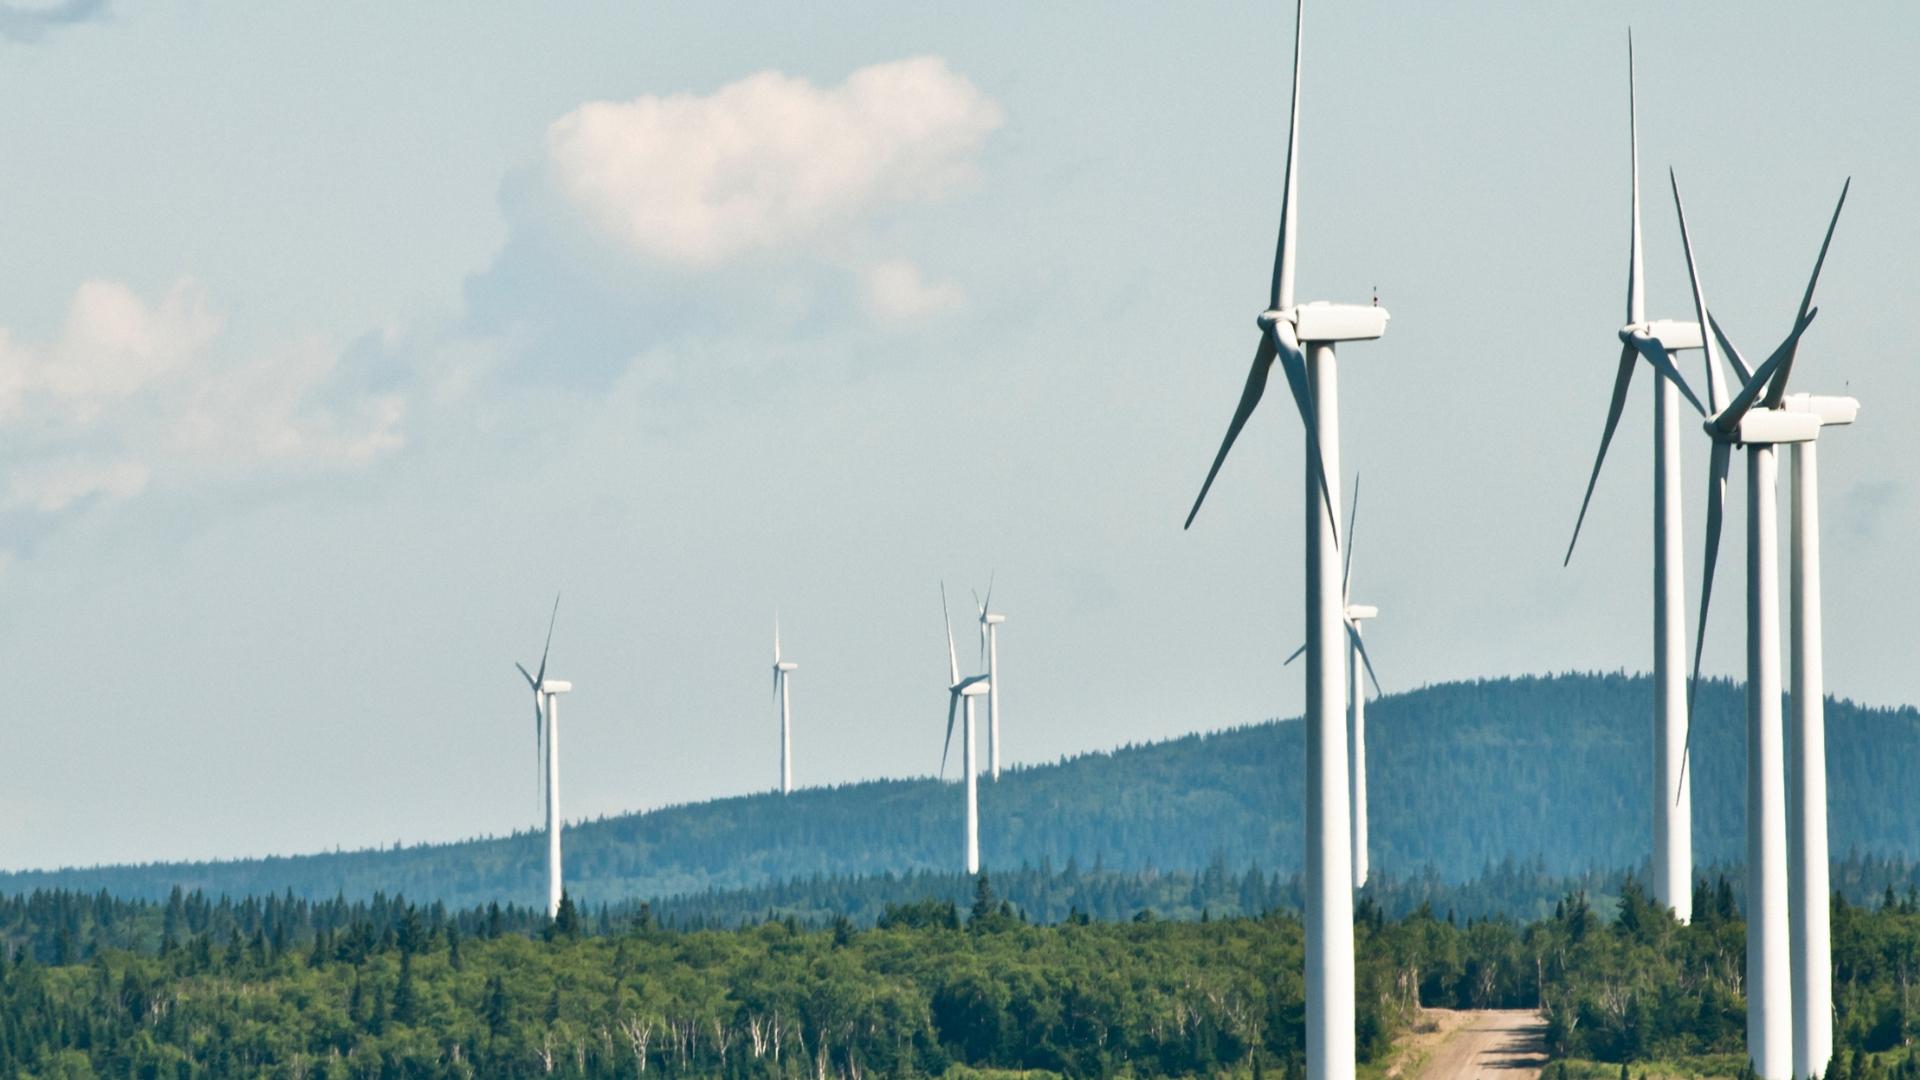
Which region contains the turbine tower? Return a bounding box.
[1672,171,1838,1080]
[773,616,798,795]
[1564,35,1708,923]
[941,584,990,874]
[975,579,1008,781]
[1183,4,1389,1076]
[1784,389,1854,1080]
[1286,476,1382,888]
[516,595,572,920]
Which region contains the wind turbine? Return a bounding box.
[516,595,573,920]
[940,584,990,874]
[1562,34,1709,923]
[1684,180,1851,1080]
[1671,171,1840,1080]
[974,578,1008,782]
[1286,476,1381,888]
[773,616,798,795]
[1182,3,1389,1076]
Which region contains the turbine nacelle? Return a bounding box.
[541,679,572,695]
[1620,319,1703,351]
[1707,407,1822,447]
[1259,302,1390,343]
[1345,603,1378,621]
[982,612,1007,626]
[1780,393,1859,428]
[775,661,799,673]
[951,676,991,697]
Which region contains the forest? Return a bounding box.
[6,674,1920,913]
[10,874,1920,1078]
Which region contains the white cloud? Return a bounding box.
[5,457,149,513]
[0,279,405,516]
[546,56,1004,268]
[863,259,965,322]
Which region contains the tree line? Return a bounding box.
[11,872,1920,1076]
[6,673,1920,912]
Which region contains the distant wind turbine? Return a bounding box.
[941,584,990,874]
[1562,34,1707,924]
[516,594,573,920]
[974,577,1008,782]
[773,615,798,795]
[1286,476,1381,888]
[1671,171,1842,1080]
[1181,2,1390,1076]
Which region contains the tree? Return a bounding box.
[548,892,581,940]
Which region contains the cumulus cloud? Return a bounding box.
[863,260,965,322]
[5,457,148,513]
[545,56,1004,268]
[0,279,406,516]
[0,0,107,43]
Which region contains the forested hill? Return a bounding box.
[6,673,1919,910]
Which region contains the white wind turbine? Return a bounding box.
[940,584,991,874]
[773,616,798,795]
[1671,170,1842,1080]
[1286,477,1382,888]
[1563,35,1710,923]
[974,578,1008,782]
[1679,179,1851,1080]
[516,594,574,920]
[1182,2,1390,1076]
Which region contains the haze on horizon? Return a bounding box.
[0,1,1914,873]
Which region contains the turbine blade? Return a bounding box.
[1184,334,1276,529]
[516,661,536,689]
[942,583,959,686]
[1269,0,1304,311]
[1626,29,1644,325]
[535,592,560,687]
[1564,341,1637,566]
[1283,642,1306,666]
[1711,312,1755,386]
[1717,309,1819,436]
[941,691,959,778]
[983,571,994,616]
[774,613,781,664]
[1270,320,1341,547]
[1626,337,1705,418]
[973,588,986,665]
[1342,473,1360,601]
[1764,178,1848,409]
[1671,170,1729,414]
[1348,621,1382,698]
[1680,439,1732,790]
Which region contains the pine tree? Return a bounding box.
[395,952,418,1024]
[547,893,581,940]
[971,872,996,923]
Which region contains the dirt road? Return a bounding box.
[1408,1008,1549,1080]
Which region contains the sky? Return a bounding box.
[1,1,1915,872]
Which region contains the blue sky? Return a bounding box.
[1,1,1915,870]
